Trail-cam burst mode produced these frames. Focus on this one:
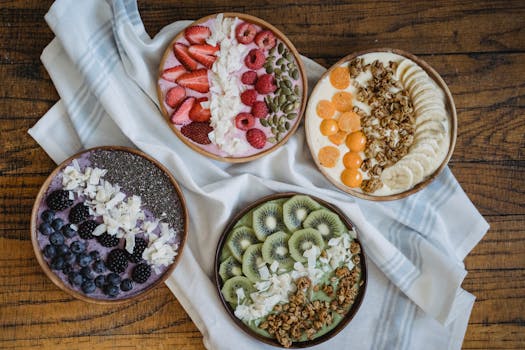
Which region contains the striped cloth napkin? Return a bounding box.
[29,1,489,349]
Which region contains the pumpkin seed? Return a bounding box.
[268,137,277,143]
[291,69,299,80]
[286,113,297,120]
[274,68,282,76]
[287,94,298,102]
[270,102,278,113]
[285,52,293,61]
[282,48,289,57]
[269,46,276,56]
[280,64,287,72]
[283,79,293,88]
[287,62,295,70]
[278,125,286,133]
[281,87,292,96]
[276,132,282,141]
[276,58,286,66]
[284,103,294,112]
[274,88,281,96]
[260,118,268,127]
[272,114,278,125]
[293,101,300,110]
[271,127,278,134]
[285,122,291,130]
[278,94,287,106]
[265,65,274,74]
[278,42,284,54]
[294,86,300,95]
[265,95,272,105]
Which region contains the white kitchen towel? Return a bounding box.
[29,0,489,349]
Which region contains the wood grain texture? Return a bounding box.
[0,0,523,349]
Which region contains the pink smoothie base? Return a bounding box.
[158,16,304,158]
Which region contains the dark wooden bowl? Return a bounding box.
[305,48,458,201]
[30,146,188,304]
[214,192,367,348]
[157,12,308,163]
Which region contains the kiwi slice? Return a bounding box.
[252,202,286,241]
[303,209,345,241]
[226,226,259,262]
[221,276,255,305]
[219,246,232,262]
[242,243,266,282]
[288,228,325,262]
[283,195,321,232]
[262,231,294,270]
[219,256,243,282]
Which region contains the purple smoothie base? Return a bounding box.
[158,16,304,158]
[36,150,181,300]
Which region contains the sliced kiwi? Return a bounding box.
[226,226,259,262]
[242,243,266,282]
[262,231,294,270]
[283,195,321,232]
[219,246,233,262]
[219,256,243,282]
[303,209,345,241]
[288,228,325,262]
[221,276,255,305]
[252,202,286,241]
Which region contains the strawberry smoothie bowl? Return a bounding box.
[157,13,307,162]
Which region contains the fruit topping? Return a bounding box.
[68,271,84,286]
[80,266,94,280]
[288,228,325,263]
[242,243,265,282]
[171,97,195,125]
[173,43,199,71]
[341,168,363,188]
[261,231,294,270]
[127,237,147,263]
[77,252,93,267]
[241,70,258,85]
[81,280,96,294]
[328,130,348,146]
[255,74,277,94]
[184,25,211,45]
[70,240,86,254]
[93,260,106,273]
[320,119,339,136]
[346,131,367,152]
[244,49,265,70]
[68,203,90,224]
[43,245,56,259]
[337,111,361,132]
[51,218,64,231]
[49,232,65,246]
[188,44,219,69]
[240,89,258,106]
[94,275,106,288]
[90,250,101,261]
[132,263,151,284]
[120,278,134,292]
[221,276,254,305]
[246,128,267,149]
[106,272,121,286]
[254,30,276,51]
[235,22,257,44]
[219,256,243,281]
[303,209,345,240]
[251,101,269,118]
[316,100,335,119]
[343,152,363,169]
[282,195,321,232]
[61,224,77,238]
[329,66,350,89]
[46,190,73,211]
[50,256,65,270]
[41,209,55,223]
[165,86,186,108]
[104,284,120,297]
[161,65,187,82]
[332,91,353,112]
[97,233,120,247]
[318,146,340,168]
[226,226,259,262]
[176,69,210,93]
[235,113,256,131]
[106,249,128,273]
[39,222,53,236]
[252,202,285,241]
[189,97,211,122]
[78,220,98,240]
[180,122,213,145]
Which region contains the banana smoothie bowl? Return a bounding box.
[305,48,457,200]
[215,193,367,348]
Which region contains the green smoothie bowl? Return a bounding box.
[214,193,367,348]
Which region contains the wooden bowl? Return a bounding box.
[305,48,458,201]
[157,13,308,163]
[30,146,188,304]
[214,192,367,348]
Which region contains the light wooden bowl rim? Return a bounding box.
[157,12,308,163]
[30,146,189,305]
[214,192,368,348]
[305,48,458,201]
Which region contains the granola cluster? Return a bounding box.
[348,58,416,193]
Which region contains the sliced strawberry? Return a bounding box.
[184,26,211,45]
[173,43,198,71]
[161,65,187,82]
[188,44,219,55]
[189,97,211,122]
[176,69,209,93]
[188,44,219,69]
[181,122,213,145]
[170,97,195,125]
[165,86,186,108]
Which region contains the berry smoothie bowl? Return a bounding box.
[157,13,308,163]
[30,146,188,304]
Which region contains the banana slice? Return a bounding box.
[396,59,414,80]
[405,71,429,91]
[415,100,445,115]
[381,164,414,190]
[412,137,440,153]
[410,142,438,159]
[417,120,446,135]
[405,153,435,176]
[415,111,446,126]
[415,129,445,144]
[398,158,425,184]
[411,84,437,102]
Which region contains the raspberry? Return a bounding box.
[68,203,90,224]
[246,128,267,149]
[255,74,277,94]
[255,30,276,51]
[235,22,257,44]
[180,122,213,145]
[251,101,269,118]
[241,71,258,85]
[97,233,120,247]
[132,263,152,284]
[240,89,257,106]
[46,190,73,211]
[127,237,148,263]
[235,113,256,131]
[106,249,128,273]
[244,49,265,70]
[78,220,98,240]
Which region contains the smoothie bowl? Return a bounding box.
[157,13,307,163]
[215,193,367,348]
[31,146,188,303]
[305,49,457,200]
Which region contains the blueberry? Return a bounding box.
[61,224,77,238]
[92,260,106,273]
[51,218,64,231]
[41,210,55,223]
[89,251,101,261]
[62,264,72,274]
[49,232,65,246]
[104,284,119,297]
[56,244,70,256]
[63,252,76,265]
[80,266,94,280]
[50,256,65,270]
[39,222,54,236]
[120,279,133,292]
[77,253,93,267]
[68,271,84,286]
[106,272,121,286]
[94,275,106,288]
[70,240,86,254]
[81,280,96,294]
[43,244,56,259]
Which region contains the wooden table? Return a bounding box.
[1,1,523,349]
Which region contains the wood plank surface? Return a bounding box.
[0,1,523,349]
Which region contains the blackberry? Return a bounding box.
[78,220,98,239]
[97,233,120,248]
[41,210,55,223]
[43,245,56,259]
[51,218,64,231]
[81,280,96,294]
[132,263,151,284]
[49,232,65,246]
[69,203,90,224]
[94,275,106,288]
[39,222,53,236]
[120,279,133,292]
[106,249,128,273]
[106,272,121,286]
[127,237,147,263]
[61,224,77,238]
[46,190,73,211]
